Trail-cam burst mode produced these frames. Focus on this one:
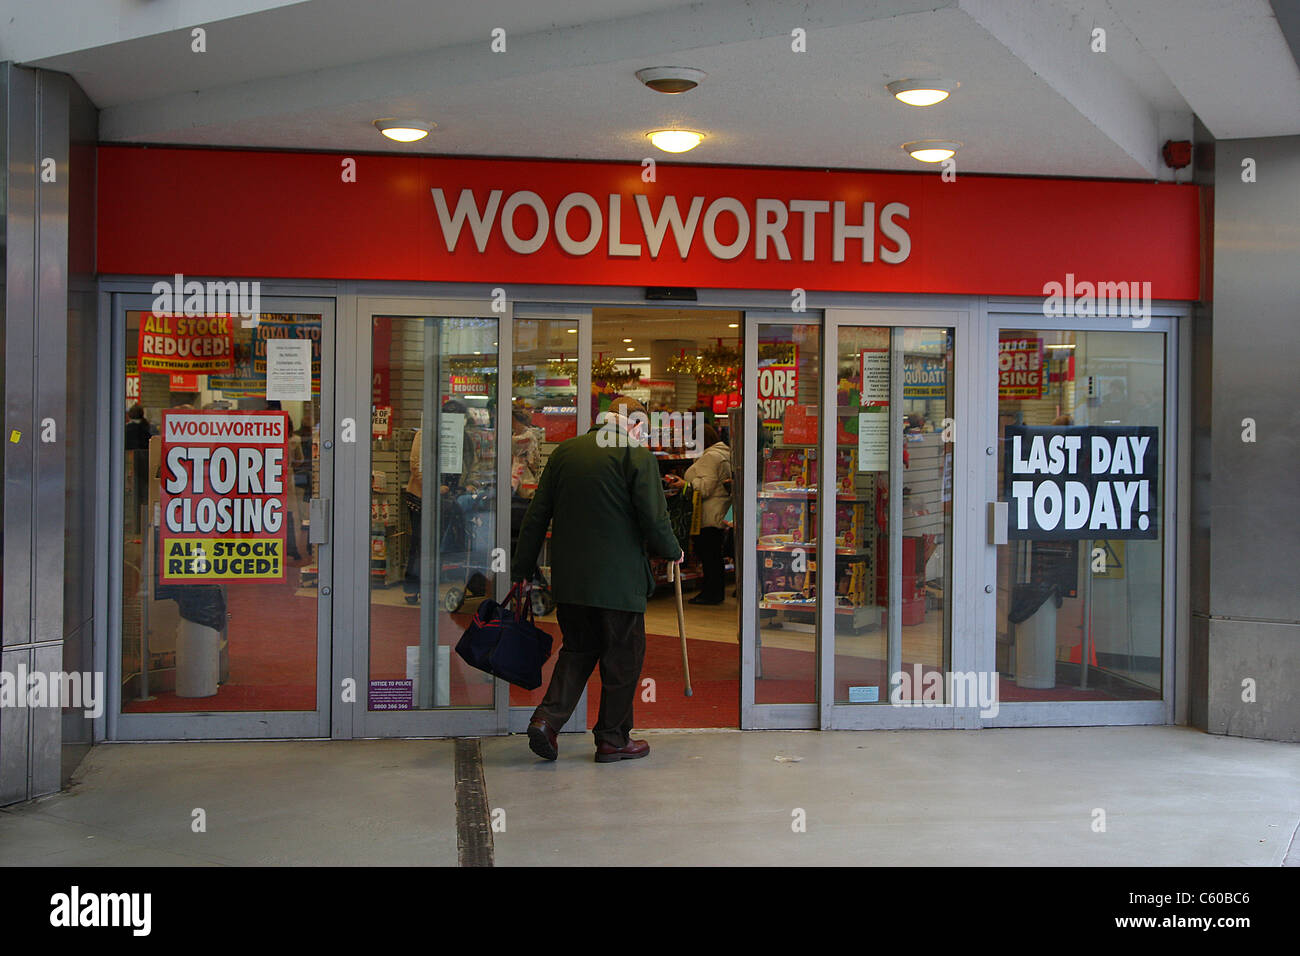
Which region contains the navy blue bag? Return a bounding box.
[455,583,553,690]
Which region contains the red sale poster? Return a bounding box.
[159,410,290,581]
[137,313,235,374]
[998,337,1045,399]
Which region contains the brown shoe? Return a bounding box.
[594,738,650,763]
[527,718,558,761]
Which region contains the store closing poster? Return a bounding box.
[159,410,291,580]
[998,336,1045,399]
[1004,425,1158,540]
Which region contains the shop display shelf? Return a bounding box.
[757,488,817,499]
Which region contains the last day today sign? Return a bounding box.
[1004,425,1158,540]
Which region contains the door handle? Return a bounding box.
[309,497,331,545]
[987,501,1008,546]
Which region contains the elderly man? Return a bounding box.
[511,396,683,763]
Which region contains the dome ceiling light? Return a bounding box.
[902,140,962,163]
[636,67,707,94]
[373,118,434,142]
[886,79,958,107]
[648,129,705,153]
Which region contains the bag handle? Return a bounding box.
[505,580,534,623]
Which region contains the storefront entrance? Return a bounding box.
[107,289,1181,739]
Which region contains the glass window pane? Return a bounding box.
[754,322,821,705]
[368,315,498,710]
[507,318,579,711]
[995,329,1164,700]
[121,310,321,713]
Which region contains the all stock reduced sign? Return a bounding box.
[1004,425,1159,540]
[160,410,291,581]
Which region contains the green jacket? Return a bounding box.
[511,425,681,612]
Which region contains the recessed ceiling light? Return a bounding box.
[623,338,633,343]
[626,346,636,352]
[373,118,434,142]
[887,79,958,107]
[648,129,704,153]
[902,140,962,163]
[566,328,577,334]
[728,323,739,329]
[636,67,707,94]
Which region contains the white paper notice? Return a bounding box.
[861,349,890,404]
[440,412,465,474]
[265,339,312,401]
[858,411,890,471]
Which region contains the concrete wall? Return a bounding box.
[1199,134,1300,742]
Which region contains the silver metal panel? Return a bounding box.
[739,315,759,727]
[30,641,63,796]
[0,649,31,805]
[493,306,513,732]
[92,289,114,744]
[818,314,837,730]
[829,705,956,730]
[105,292,125,743]
[3,66,36,649]
[888,328,903,690]
[34,70,69,648]
[330,285,361,739]
[1209,138,1300,625]
[746,703,818,729]
[985,700,1167,727]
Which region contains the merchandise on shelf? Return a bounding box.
[762,447,812,489]
[835,502,867,547]
[760,501,808,542]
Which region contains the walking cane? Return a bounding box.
[671,562,693,697]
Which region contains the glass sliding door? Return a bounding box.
[820,309,961,730]
[114,295,334,739]
[505,310,590,730]
[354,300,509,736]
[741,313,823,728]
[992,326,1166,705]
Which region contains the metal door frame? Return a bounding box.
[106,292,336,740]
[978,302,1182,727]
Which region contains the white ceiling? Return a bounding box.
[6,0,1299,178]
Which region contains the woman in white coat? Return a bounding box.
[667,423,732,605]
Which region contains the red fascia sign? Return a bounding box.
[160,410,290,581]
[98,147,1201,299]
